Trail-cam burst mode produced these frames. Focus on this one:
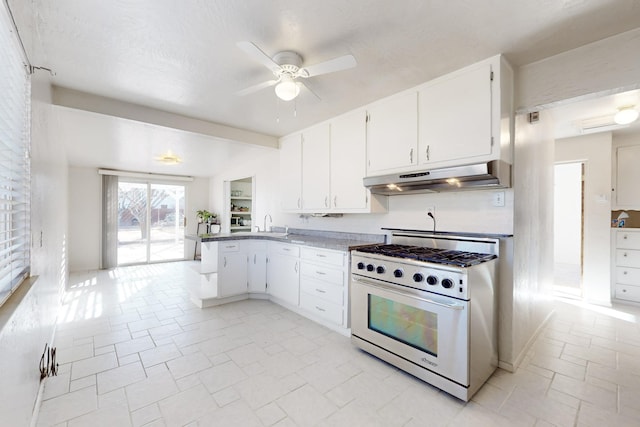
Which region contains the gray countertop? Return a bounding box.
[187,228,386,252]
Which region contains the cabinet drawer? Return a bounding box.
[615,284,640,302]
[616,267,640,285]
[269,242,300,257]
[300,292,343,325]
[300,262,344,285]
[617,231,640,250]
[616,249,640,267]
[301,247,345,266]
[219,241,240,252]
[300,279,343,305]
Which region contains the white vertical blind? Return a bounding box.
[0,9,31,306]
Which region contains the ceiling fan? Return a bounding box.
[236,41,357,101]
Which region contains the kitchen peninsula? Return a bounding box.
[187,228,385,333]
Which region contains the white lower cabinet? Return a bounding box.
[299,247,347,327]
[217,241,248,298]
[248,241,267,293]
[266,242,300,306]
[614,230,640,302]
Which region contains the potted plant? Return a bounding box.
[196,209,212,224]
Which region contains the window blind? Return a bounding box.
[0,9,31,306]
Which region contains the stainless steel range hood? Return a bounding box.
[364,160,510,195]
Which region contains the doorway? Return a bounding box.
[117,180,186,265]
[553,162,584,297]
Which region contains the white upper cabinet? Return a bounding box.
[615,145,640,208]
[301,123,331,211]
[279,133,302,211]
[366,91,418,175]
[418,62,493,166]
[330,110,370,211]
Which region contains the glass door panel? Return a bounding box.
[117,181,148,265]
[149,184,185,262]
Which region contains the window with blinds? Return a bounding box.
[0,10,31,307]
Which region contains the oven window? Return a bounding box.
[368,294,438,357]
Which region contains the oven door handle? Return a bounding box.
[352,277,465,311]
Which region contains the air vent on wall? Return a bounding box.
[579,114,629,134]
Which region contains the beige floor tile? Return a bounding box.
[96,360,146,394]
[35,264,640,427]
[166,351,212,379]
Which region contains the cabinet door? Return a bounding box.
[248,242,267,293]
[218,249,248,297]
[330,110,369,210]
[419,63,492,165]
[616,145,640,207]
[302,123,331,210]
[279,134,303,211]
[267,253,299,306]
[366,92,418,175]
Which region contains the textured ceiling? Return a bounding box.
[9,0,640,176]
[26,0,640,138]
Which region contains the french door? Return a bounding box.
[117,180,185,265]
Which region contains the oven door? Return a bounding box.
[351,275,469,386]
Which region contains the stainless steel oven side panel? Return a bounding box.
[351,276,469,385]
[467,263,498,398]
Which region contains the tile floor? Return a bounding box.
[35,262,640,426]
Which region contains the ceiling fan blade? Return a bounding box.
[299,81,321,100]
[236,79,278,96]
[299,54,357,78]
[236,41,281,74]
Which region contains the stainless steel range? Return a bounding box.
[350,230,498,401]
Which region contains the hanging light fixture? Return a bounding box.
[614,105,639,125]
[274,75,301,101]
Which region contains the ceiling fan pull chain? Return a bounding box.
[276,98,280,123]
[294,98,297,117]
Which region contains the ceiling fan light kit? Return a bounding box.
[614,105,639,125]
[236,41,356,103]
[275,76,301,101]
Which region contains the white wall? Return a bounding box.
[0,73,68,425]
[556,133,612,305]
[554,163,582,265]
[517,27,640,110]
[68,167,101,271]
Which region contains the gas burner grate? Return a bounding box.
[356,244,496,267]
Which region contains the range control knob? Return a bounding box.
[413,273,424,282]
[376,266,386,274]
[393,269,403,278]
[426,275,438,285]
[366,264,375,272]
[357,262,366,270]
[442,278,454,289]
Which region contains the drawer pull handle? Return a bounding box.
[283,248,291,252]
[623,289,627,292]
[315,306,326,312]
[315,288,326,293]
[624,235,628,239]
[624,253,628,257]
[317,254,327,258]
[316,271,326,275]
[624,271,628,275]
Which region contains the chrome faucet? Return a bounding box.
[264,214,272,232]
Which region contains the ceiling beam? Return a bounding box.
[51,86,278,148]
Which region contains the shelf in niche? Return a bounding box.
[230,226,251,231]
[231,196,252,200]
[231,211,252,215]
